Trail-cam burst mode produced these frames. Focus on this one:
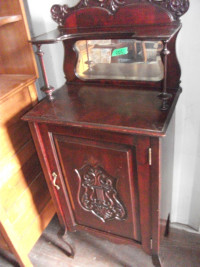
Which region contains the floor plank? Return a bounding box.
[0,215,200,267]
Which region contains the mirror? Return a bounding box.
[74,39,164,81]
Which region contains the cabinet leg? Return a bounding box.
[152,254,162,267]
[164,214,170,237]
[57,228,74,258]
[44,228,74,258]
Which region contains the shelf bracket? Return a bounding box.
[35,44,55,100]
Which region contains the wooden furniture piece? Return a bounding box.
[0,1,55,266]
[23,1,189,266]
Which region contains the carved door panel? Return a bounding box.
[52,134,141,242]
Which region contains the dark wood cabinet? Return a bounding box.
[23,1,190,266]
[24,83,173,264]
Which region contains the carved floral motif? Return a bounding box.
[51,0,189,27]
[151,0,189,18]
[168,0,189,16]
[51,4,70,27]
[75,164,126,222]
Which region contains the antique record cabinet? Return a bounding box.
[23,1,190,266]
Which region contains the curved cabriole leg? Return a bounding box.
[152,254,162,267]
[57,228,74,258]
[164,214,171,237]
[43,228,74,258]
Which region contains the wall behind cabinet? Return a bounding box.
[173,0,200,230]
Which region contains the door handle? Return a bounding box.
[52,172,60,190]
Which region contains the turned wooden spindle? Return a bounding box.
[158,40,172,110]
[36,44,55,100]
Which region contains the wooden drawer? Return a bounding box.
[0,120,31,165]
[0,85,35,164]
[0,86,33,126]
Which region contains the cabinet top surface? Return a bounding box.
[23,84,180,137]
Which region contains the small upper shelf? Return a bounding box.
[30,22,181,45]
[0,15,22,27]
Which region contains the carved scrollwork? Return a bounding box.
[75,164,126,222]
[150,0,189,18]
[51,4,70,27]
[110,0,126,12]
[84,0,108,7]
[168,0,189,17]
[51,0,126,26]
[51,0,189,27]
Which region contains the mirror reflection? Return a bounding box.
[75,39,164,81]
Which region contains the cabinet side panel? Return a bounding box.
[161,114,175,221]
[150,137,161,256]
[136,136,151,254]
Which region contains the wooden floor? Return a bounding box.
[1,215,200,267]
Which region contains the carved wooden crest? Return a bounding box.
[51,0,189,27]
[75,164,126,222]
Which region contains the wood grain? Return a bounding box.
[0,120,31,163]
[0,205,33,267]
[23,84,181,137]
[11,175,50,236]
[0,153,41,209]
[0,83,34,124]
[0,140,36,187]
[0,233,10,252]
[20,199,55,255]
[0,0,38,76]
[0,74,36,102]
[0,1,55,266]
[0,15,22,27]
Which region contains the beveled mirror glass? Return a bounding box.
[74,39,164,81]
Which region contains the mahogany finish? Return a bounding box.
[51,0,189,26]
[23,83,181,137]
[31,23,181,44]
[24,1,190,266]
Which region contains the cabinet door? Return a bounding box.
[51,133,141,242]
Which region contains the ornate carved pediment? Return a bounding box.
[51,0,189,27]
[51,0,126,27]
[75,164,126,222]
